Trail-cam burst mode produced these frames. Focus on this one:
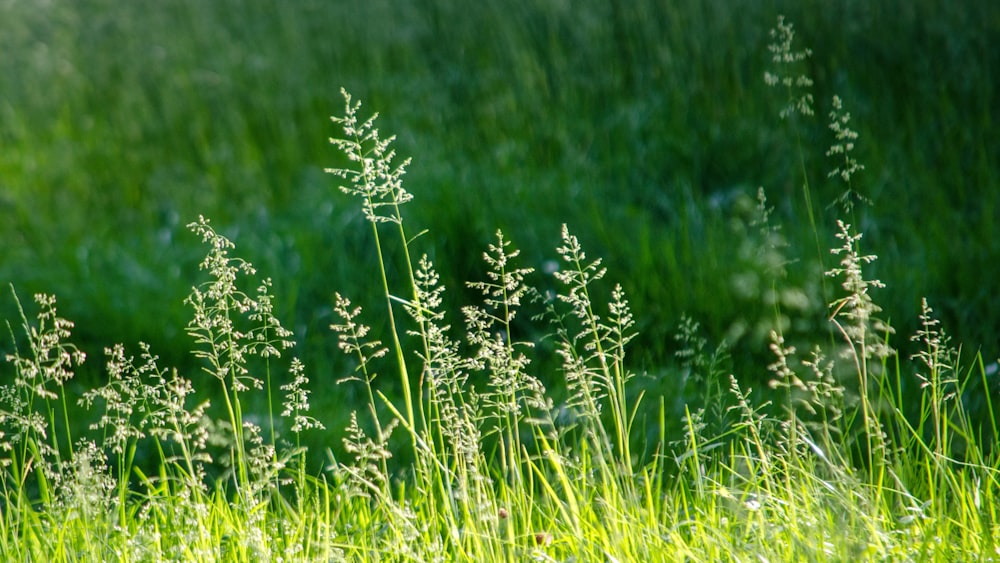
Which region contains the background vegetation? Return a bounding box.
[1,0,998,455]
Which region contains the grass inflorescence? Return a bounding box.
[2,14,999,562]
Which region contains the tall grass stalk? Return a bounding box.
[326,89,420,441]
[764,16,822,272]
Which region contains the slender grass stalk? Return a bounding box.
[326,90,429,450]
[764,16,823,272]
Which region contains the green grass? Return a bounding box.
[1,0,996,383]
[1,2,999,560]
[4,62,1000,557]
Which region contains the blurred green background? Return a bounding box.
[1,0,997,456]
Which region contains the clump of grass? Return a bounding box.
[2,15,1000,561]
[1,220,333,560]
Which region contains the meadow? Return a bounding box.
[1,0,999,560]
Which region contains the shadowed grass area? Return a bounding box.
[2,0,996,362]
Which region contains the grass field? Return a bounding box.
[1,1,999,559]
